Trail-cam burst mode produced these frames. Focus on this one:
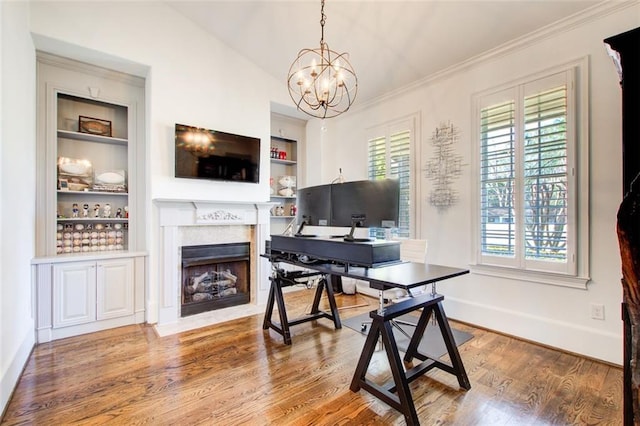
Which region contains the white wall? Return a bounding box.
[311,4,638,364]
[1,0,37,414]
[1,5,634,416]
[29,1,290,202]
[27,1,291,324]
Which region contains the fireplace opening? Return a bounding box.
[181,242,250,317]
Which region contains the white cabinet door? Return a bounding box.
[96,258,134,320]
[53,261,97,328]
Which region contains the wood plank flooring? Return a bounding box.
[1,289,623,425]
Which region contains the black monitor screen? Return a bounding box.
[296,184,332,226]
[330,179,400,229]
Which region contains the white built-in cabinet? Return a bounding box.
[53,261,97,328]
[52,258,134,328]
[33,52,146,342]
[96,258,135,320]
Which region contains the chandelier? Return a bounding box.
[287,0,358,119]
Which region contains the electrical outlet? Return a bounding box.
[591,303,605,320]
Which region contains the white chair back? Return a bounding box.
[395,239,429,297]
[398,239,428,264]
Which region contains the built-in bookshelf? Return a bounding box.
[270,135,298,232]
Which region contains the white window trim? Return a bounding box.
[470,57,590,289]
[366,113,421,238]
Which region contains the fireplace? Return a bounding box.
[181,242,251,317]
[154,200,272,331]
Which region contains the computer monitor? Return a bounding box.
[330,179,400,241]
[295,183,332,235]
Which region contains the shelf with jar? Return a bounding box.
[56,200,129,254]
[52,92,131,257]
[270,136,298,235]
[57,202,129,221]
[56,220,127,254]
[270,136,297,162]
[270,175,297,219]
[270,203,297,218]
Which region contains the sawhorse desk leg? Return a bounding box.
[262,274,341,345]
[262,275,292,344]
[310,275,342,329]
[349,294,470,425]
[404,301,471,390]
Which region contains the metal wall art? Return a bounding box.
[423,121,464,211]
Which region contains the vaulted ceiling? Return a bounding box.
[168,1,601,108]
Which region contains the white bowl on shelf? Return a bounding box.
[278,176,296,188]
[95,171,125,185]
[59,162,90,176]
[278,187,295,197]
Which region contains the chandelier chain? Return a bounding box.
[320,0,326,46]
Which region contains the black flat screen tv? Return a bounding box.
[175,123,260,183]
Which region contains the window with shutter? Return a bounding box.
[367,118,416,238]
[473,60,589,287]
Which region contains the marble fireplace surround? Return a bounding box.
[154,200,273,336]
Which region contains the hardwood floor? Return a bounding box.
[2,289,622,425]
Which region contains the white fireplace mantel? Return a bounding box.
[156,199,275,227]
[154,199,274,333]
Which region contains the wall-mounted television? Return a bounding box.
[175,123,260,183]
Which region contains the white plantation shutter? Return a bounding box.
[367,127,413,238]
[477,70,576,275]
[480,99,516,259]
[389,131,411,236]
[368,136,387,180]
[523,85,568,264]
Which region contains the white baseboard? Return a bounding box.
[443,297,622,365]
[1,330,35,416]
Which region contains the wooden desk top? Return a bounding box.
[266,254,469,291]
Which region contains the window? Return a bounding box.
[367,117,417,238]
[472,60,589,288]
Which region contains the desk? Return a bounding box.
[263,253,470,425]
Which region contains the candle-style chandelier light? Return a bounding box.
[287,0,358,119]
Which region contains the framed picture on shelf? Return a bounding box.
[78,115,112,137]
[58,178,69,191]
